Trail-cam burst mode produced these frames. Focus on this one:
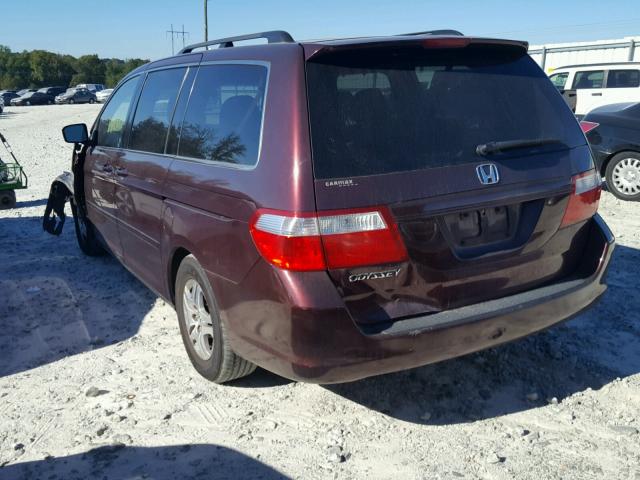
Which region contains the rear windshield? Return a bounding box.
[306,44,585,179]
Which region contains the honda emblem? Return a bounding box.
[476,164,500,185]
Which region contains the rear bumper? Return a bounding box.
[226,215,614,384]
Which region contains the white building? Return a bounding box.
[529,36,640,72]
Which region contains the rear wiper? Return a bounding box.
[476,138,565,156]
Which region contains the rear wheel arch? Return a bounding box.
[169,247,192,304]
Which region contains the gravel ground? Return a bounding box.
[0,104,639,480]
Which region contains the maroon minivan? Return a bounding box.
[56,30,614,384]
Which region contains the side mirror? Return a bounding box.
[62,123,89,144]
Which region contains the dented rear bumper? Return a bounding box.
[229,215,614,384]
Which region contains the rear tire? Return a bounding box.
[89,98,95,104]
[70,198,104,256]
[605,151,640,201]
[0,190,16,209]
[175,255,256,384]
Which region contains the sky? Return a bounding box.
[3,0,640,60]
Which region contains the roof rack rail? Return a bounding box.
[180,30,294,53]
[399,29,464,37]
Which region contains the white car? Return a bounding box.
[75,83,105,93]
[549,62,640,117]
[96,89,113,103]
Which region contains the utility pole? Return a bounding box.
[204,0,209,44]
[167,24,190,55]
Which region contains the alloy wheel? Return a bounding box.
[182,278,215,360]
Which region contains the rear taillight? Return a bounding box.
[560,170,602,228]
[579,121,599,134]
[249,207,408,271]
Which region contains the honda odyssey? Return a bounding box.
[50,30,614,384]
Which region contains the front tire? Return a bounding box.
[175,255,256,383]
[605,151,640,201]
[0,190,16,209]
[89,98,95,104]
[69,99,75,104]
[70,198,104,256]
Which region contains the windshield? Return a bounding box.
[306,44,585,179]
[22,92,34,98]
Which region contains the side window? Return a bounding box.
[573,70,604,89]
[607,69,640,88]
[129,68,187,154]
[96,77,140,148]
[549,72,569,89]
[178,64,268,166]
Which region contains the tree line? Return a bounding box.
[0,46,148,90]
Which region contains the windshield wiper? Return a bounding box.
[476,138,565,156]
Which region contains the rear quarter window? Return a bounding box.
[176,64,268,166]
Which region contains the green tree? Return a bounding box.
[0,46,148,90]
[29,50,75,87]
[70,54,106,86]
[104,58,147,87]
[1,51,31,89]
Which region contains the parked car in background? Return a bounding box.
[15,89,36,97]
[581,102,640,201]
[0,97,3,114]
[37,86,67,97]
[0,92,18,109]
[55,88,97,104]
[10,90,56,106]
[54,30,613,385]
[549,62,640,117]
[95,88,113,103]
[75,83,105,93]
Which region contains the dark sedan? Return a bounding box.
[582,102,640,201]
[37,86,66,97]
[55,88,96,104]
[0,91,19,106]
[15,88,36,96]
[10,91,56,106]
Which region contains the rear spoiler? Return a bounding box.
[303,36,529,61]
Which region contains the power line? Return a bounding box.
[167,24,190,55]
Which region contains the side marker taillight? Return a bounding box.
[249,207,408,271]
[560,170,602,228]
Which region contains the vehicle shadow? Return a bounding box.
[0,110,24,119]
[0,444,289,480]
[15,198,48,208]
[326,244,640,425]
[0,215,156,378]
